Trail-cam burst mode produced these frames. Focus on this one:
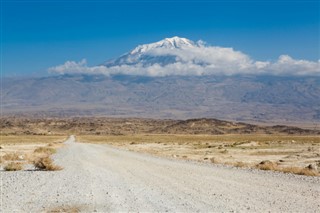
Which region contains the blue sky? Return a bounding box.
[2,0,319,76]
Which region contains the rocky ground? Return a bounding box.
[1,136,319,212]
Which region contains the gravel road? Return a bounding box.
[1,136,319,212]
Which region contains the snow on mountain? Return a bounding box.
[49,36,320,76]
[104,36,202,67]
[130,36,196,54]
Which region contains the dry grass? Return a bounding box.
[78,134,320,176]
[0,135,64,171]
[255,161,319,176]
[281,167,319,176]
[33,156,62,171]
[0,135,67,145]
[2,152,22,161]
[78,134,320,147]
[256,161,279,171]
[233,161,248,168]
[34,147,56,155]
[210,157,220,164]
[4,162,23,171]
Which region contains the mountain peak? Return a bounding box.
[130,36,195,54]
[163,36,194,47]
[104,36,197,67]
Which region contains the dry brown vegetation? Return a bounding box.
[4,162,23,171]
[1,135,65,171]
[32,156,62,171]
[256,160,278,171]
[281,166,319,176]
[2,152,22,161]
[34,147,57,155]
[78,134,320,176]
[1,117,319,176]
[255,161,319,176]
[0,135,67,145]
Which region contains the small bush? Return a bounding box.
[256,160,278,171]
[210,157,219,163]
[281,167,318,176]
[34,147,56,155]
[3,153,21,161]
[33,156,62,171]
[234,161,247,168]
[255,161,319,176]
[4,162,23,171]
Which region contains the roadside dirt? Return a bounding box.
[78,134,320,176]
[1,136,319,212]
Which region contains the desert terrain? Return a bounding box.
[1,136,320,212]
[78,134,320,176]
[1,117,319,212]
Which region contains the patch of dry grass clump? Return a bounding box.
[256,160,278,171]
[2,152,21,161]
[0,135,67,145]
[233,161,248,168]
[34,147,56,155]
[33,156,62,171]
[281,166,318,176]
[4,162,23,171]
[256,160,319,176]
[210,157,221,164]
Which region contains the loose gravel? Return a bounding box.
[1,136,319,212]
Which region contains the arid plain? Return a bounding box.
[1,117,320,212]
[1,117,319,176]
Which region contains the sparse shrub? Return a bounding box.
[255,161,319,176]
[3,152,21,161]
[234,161,247,168]
[33,156,62,171]
[34,147,56,155]
[4,162,23,171]
[256,160,278,171]
[210,157,218,163]
[281,167,319,176]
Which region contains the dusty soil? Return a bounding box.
[1,136,319,212]
[0,135,66,167]
[78,134,320,176]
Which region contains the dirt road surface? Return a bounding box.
[1,136,319,212]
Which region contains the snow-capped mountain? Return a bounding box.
[104,36,201,67]
[50,36,319,77]
[5,37,319,122]
[131,36,196,53]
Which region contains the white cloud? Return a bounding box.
[48,42,320,77]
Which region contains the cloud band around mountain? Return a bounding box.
[48,39,320,77]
